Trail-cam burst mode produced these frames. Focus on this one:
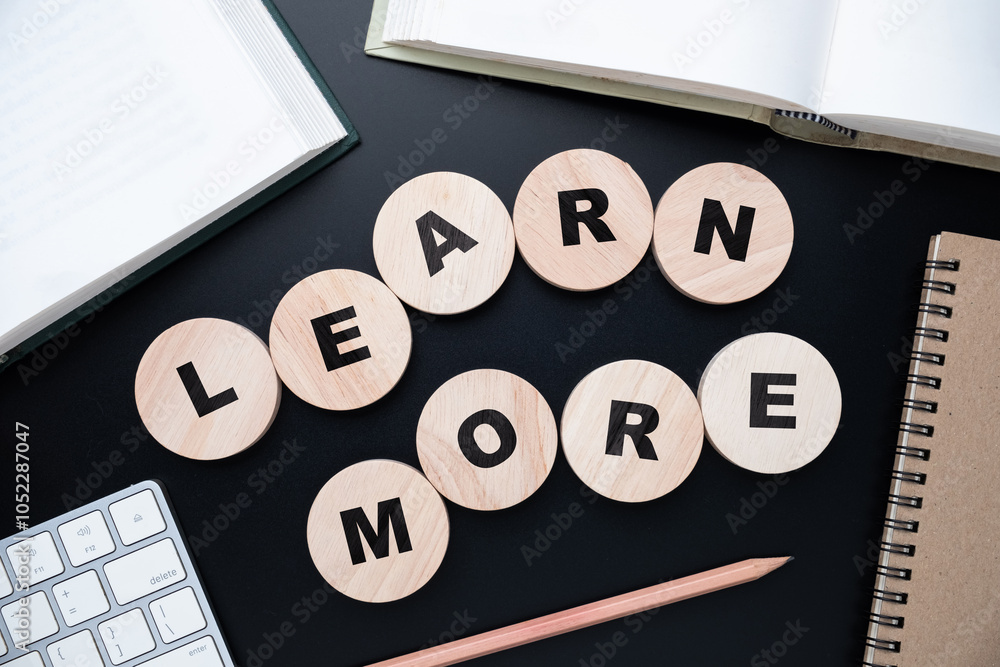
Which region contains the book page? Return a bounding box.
[403,0,841,111]
[0,0,313,347]
[820,0,1000,150]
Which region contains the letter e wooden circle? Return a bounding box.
[135,318,281,460]
[513,149,653,291]
[269,269,411,410]
[416,369,558,511]
[373,172,515,314]
[653,162,793,304]
[306,460,449,603]
[698,332,841,474]
[560,359,703,502]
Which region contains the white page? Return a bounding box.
[820,0,1000,150]
[0,0,310,348]
[399,0,842,110]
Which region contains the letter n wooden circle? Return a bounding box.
[134,318,281,460]
[416,369,558,511]
[560,359,703,502]
[513,149,653,291]
[307,460,449,603]
[698,332,841,474]
[373,172,515,314]
[653,162,793,304]
[269,269,411,410]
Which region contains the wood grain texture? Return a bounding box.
[306,459,449,603]
[416,369,558,511]
[560,359,703,502]
[653,162,793,304]
[698,332,841,474]
[513,149,653,291]
[134,318,280,460]
[269,269,411,410]
[373,171,515,314]
[366,557,791,667]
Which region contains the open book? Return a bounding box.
[0,0,357,368]
[371,0,1000,166]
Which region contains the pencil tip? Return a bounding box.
[785,556,794,563]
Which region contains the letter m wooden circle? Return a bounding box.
[307,460,449,603]
[653,162,794,304]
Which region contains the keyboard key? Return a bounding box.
[58,511,116,566]
[109,490,166,546]
[6,532,64,586]
[104,538,186,605]
[2,591,59,645]
[5,650,44,666]
[52,570,110,626]
[0,563,12,597]
[47,629,105,667]
[150,587,206,643]
[98,608,155,665]
[0,627,6,656]
[139,636,224,667]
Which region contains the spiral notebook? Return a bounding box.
[864,232,1000,666]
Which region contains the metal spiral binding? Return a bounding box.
[865,256,958,666]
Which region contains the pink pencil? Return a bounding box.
[367,556,792,667]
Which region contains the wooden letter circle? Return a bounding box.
[652,162,794,304]
[513,149,654,291]
[373,172,515,314]
[698,332,841,474]
[134,318,281,460]
[416,369,558,511]
[306,460,449,603]
[269,269,411,410]
[560,359,703,502]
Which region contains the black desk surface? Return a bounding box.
[4,2,1000,665]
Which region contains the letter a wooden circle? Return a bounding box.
[373,172,515,314]
[653,162,794,304]
[698,332,841,474]
[306,460,449,603]
[560,360,703,503]
[513,149,654,291]
[269,269,411,410]
[416,369,558,511]
[135,318,281,460]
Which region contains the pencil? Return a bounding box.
[366,556,792,667]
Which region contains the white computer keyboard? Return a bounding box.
[0,481,236,667]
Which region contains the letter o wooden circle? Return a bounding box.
[653,162,793,304]
[306,460,449,603]
[513,149,654,291]
[416,369,558,511]
[134,318,281,460]
[269,269,411,410]
[373,172,515,314]
[560,359,703,502]
[698,332,841,474]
